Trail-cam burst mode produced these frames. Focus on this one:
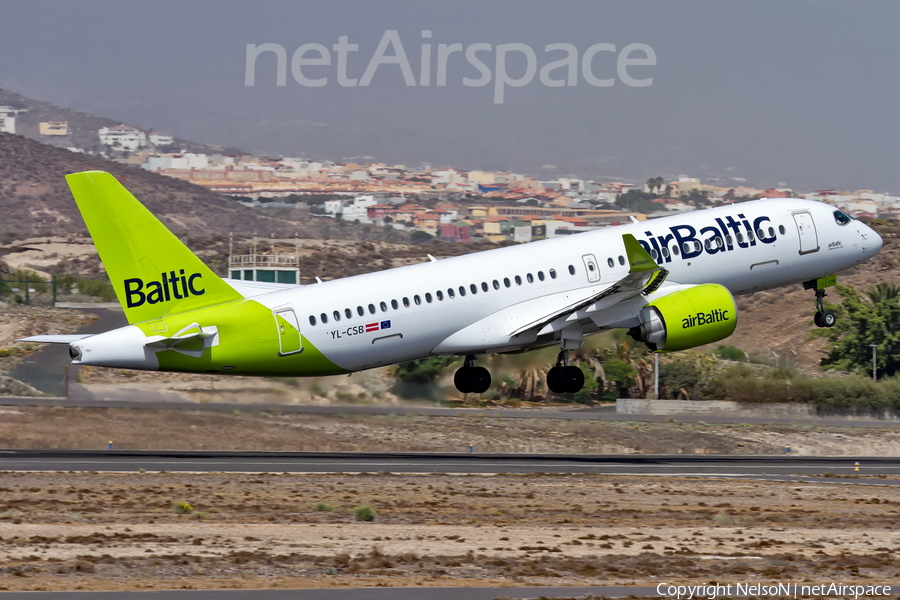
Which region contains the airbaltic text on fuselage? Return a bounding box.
[124,271,205,308]
[682,309,730,329]
[639,213,776,263]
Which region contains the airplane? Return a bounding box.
[21,171,883,395]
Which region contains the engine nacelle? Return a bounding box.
[628,283,737,352]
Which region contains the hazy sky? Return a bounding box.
[1,0,898,192]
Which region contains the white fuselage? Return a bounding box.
[234,198,880,372]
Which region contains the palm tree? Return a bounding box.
[865,282,900,305]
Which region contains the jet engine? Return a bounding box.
[628,284,737,352]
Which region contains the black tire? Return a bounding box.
[454,367,472,393]
[822,309,836,328]
[814,312,824,328]
[563,366,585,394]
[470,366,491,394]
[546,366,564,394]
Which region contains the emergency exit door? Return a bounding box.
[274,308,303,356]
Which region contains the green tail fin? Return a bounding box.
[66,171,242,324]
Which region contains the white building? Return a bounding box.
[98,125,147,152]
[0,106,18,134]
[148,132,174,147]
[342,195,377,222]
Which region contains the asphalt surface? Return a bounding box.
[10,307,127,397]
[1,450,898,485]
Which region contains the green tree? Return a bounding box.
[821,284,900,378]
[391,356,460,401]
[658,351,723,399]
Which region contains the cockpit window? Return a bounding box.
[834,210,853,226]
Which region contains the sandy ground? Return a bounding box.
[0,471,897,591]
[2,406,900,455]
[0,304,96,372]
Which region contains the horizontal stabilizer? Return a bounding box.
[17,334,93,344]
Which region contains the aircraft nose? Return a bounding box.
[861,223,883,258]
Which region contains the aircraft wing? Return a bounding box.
[433,234,664,353]
[17,334,93,344]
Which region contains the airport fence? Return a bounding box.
[0,277,57,306]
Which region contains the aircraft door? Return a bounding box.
[792,211,820,255]
[582,254,600,282]
[274,308,303,356]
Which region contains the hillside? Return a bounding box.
[0,132,408,243]
[0,88,240,155]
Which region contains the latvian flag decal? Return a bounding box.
[366,320,391,332]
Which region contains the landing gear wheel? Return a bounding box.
[547,365,585,394]
[453,357,492,394]
[469,366,491,394]
[547,366,565,394]
[561,365,585,394]
[822,309,836,328]
[454,368,472,394]
[814,312,824,328]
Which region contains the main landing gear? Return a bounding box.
[454,355,491,394]
[546,350,585,394]
[812,288,836,328]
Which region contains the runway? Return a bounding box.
[2,449,899,485]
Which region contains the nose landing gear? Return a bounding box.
[812,288,836,328]
[453,355,491,394]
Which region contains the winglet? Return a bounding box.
[622,234,659,273]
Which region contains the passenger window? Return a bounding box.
[549,269,557,279]
[650,249,659,260]
[672,244,680,256]
[391,299,399,309]
[607,257,614,268]
[437,290,444,300]
[503,277,511,287]
[321,312,328,324]
[448,288,455,299]
[369,304,376,315]
[704,239,712,251]
[538,271,545,281]
[661,247,670,259]
[417,294,424,305]
[747,230,755,242]
[333,310,341,322]
[344,308,352,319]
[778,224,786,235]
[402,297,410,307]
[618,256,625,265]
[725,235,733,246]
[527,273,534,283]
[459,286,466,297]
[357,306,364,317]
[470,284,477,294]
[768,226,775,238]
[682,242,690,253]
[737,232,744,244]
[482,282,489,292]
[756,229,764,239]
[568,265,576,275]
[515,275,522,285]
[492,280,500,290]
[309,315,317,326]
[380,301,388,312]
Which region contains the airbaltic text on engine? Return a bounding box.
[124,270,205,307]
[638,213,775,263]
[682,308,730,329]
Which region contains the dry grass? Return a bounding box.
[0,471,897,591]
[2,406,900,455]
